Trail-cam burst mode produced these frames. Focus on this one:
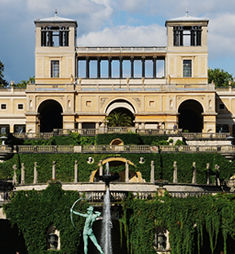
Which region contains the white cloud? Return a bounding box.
[26,0,113,33]
[78,24,166,46]
[208,13,235,59]
[1,0,235,82]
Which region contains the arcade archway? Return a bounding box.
[105,100,135,126]
[38,100,63,132]
[178,100,203,132]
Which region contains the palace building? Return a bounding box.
[0,13,234,135]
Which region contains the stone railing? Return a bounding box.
[14,144,235,154]
[83,191,129,202]
[12,129,231,140]
[12,132,54,139]
[183,132,230,140]
[76,46,167,53]
[26,82,215,92]
[137,129,182,135]
[0,87,26,93]
[17,145,74,153]
[159,145,218,153]
[168,191,220,198]
[82,145,151,153]
[0,145,12,152]
[65,190,224,202]
[76,83,214,92]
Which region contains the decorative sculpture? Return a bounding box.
[70,203,104,254]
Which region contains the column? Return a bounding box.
[192,162,196,184]
[173,161,178,183]
[142,57,145,78]
[131,57,134,78]
[120,57,123,78]
[86,57,90,78]
[141,122,145,130]
[108,57,112,78]
[21,163,25,185]
[74,160,78,183]
[13,164,17,185]
[125,161,129,183]
[78,122,82,130]
[97,57,101,78]
[206,163,210,185]
[52,161,56,180]
[99,160,103,182]
[150,161,155,183]
[33,162,38,184]
[153,57,157,78]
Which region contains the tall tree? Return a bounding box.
[105,111,132,127]
[208,68,234,87]
[0,61,8,87]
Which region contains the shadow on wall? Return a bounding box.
[216,97,233,135]
[0,219,28,254]
[194,227,235,253]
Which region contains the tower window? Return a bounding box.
[174,26,202,46]
[51,61,60,78]
[183,60,192,77]
[41,27,69,47]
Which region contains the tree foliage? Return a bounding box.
[13,76,35,88]
[105,112,133,127]
[0,60,8,87]
[208,68,234,87]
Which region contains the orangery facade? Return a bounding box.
[0,13,234,135]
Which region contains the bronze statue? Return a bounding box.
[71,205,104,254]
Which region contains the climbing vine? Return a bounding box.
[3,183,88,254]
[5,185,235,254]
[120,192,235,254]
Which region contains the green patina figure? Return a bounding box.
[71,206,104,254]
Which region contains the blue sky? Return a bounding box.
[1,0,235,83]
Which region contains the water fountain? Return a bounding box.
[99,162,119,189]
[70,162,120,254]
[100,162,119,254]
[101,187,112,254]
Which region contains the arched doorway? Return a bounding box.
[105,100,135,126]
[178,100,203,132]
[38,100,63,132]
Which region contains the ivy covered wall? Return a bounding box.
[4,184,235,254]
[121,193,235,254]
[0,153,234,184]
[4,183,88,254]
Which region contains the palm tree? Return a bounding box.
[105,112,133,127]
